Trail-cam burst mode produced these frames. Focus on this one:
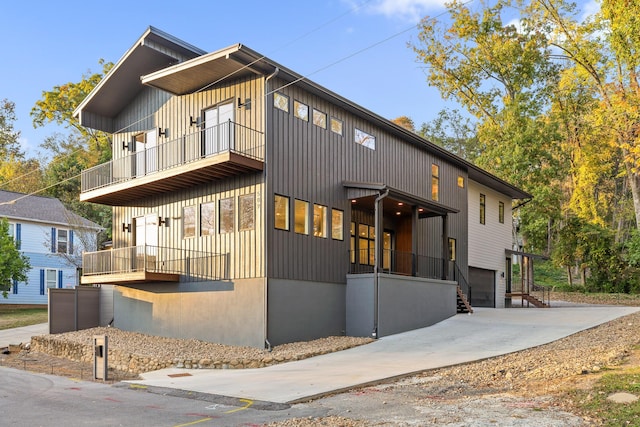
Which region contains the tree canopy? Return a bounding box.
[0,218,30,298]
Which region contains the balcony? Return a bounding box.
[81,120,264,205]
[81,245,227,285]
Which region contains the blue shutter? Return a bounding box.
[51,228,56,253]
[15,223,21,250]
[69,230,74,255]
[39,269,45,295]
[12,279,18,294]
[58,270,63,288]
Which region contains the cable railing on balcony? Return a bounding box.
[348,249,446,280]
[81,120,264,193]
[82,245,228,282]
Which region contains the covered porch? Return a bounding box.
[343,182,464,338]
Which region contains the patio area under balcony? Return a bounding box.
[81,121,264,205]
[81,245,227,285]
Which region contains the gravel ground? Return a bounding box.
[3,293,640,426]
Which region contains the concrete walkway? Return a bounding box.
[0,323,48,348]
[129,306,640,404]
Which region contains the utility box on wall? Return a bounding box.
[93,335,108,380]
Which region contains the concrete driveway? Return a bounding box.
[129,305,640,404]
[0,323,48,348]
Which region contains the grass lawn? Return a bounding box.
[0,306,47,330]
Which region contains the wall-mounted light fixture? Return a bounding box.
[158,217,169,227]
[158,127,169,138]
[237,97,250,109]
[122,223,131,233]
[189,116,200,127]
[122,141,131,151]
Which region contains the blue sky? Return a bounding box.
[1,0,595,159]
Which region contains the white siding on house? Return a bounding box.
[468,180,512,308]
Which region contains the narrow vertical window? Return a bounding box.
[183,206,196,238]
[457,175,465,188]
[219,197,234,233]
[350,222,356,263]
[499,201,505,224]
[480,194,486,225]
[332,209,344,240]
[295,199,309,235]
[431,164,439,201]
[313,204,328,238]
[274,195,289,231]
[46,269,57,289]
[448,238,457,261]
[200,202,215,236]
[239,194,255,231]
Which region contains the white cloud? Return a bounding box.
[366,0,448,22]
[580,0,599,22]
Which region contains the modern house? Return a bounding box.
[75,27,531,348]
[0,191,101,305]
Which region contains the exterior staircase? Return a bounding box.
[522,294,549,308]
[456,285,473,314]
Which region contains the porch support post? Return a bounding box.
[373,189,389,338]
[441,214,448,280]
[411,205,418,276]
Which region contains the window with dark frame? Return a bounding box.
[432,164,440,201]
[274,195,289,231]
[499,201,505,224]
[313,109,327,129]
[448,238,457,261]
[332,209,344,240]
[354,128,375,150]
[183,206,196,238]
[294,100,308,121]
[294,199,309,235]
[313,204,328,238]
[219,197,234,233]
[274,92,289,112]
[330,117,343,135]
[480,194,486,225]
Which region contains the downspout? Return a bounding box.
[373,188,389,338]
[264,66,279,350]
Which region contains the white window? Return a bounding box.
[46,269,57,289]
[57,229,68,254]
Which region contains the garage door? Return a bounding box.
[469,267,495,308]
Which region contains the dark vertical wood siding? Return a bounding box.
[265,78,468,284]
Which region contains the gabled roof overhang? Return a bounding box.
[74,26,206,132]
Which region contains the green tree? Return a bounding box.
[0,99,23,160]
[413,0,566,253]
[0,218,30,298]
[419,108,480,162]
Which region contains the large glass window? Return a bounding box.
[358,224,375,265]
[499,201,505,224]
[432,164,439,201]
[274,92,289,112]
[239,194,255,231]
[295,199,309,235]
[274,195,289,231]
[294,100,308,121]
[57,229,68,254]
[183,206,196,238]
[200,202,215,236]
[219,198,234,233]
[350,222,356,263]
[354,128,375,150]
[313,204,328,238]
[480,194,486,225]
[331,209,344,240]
